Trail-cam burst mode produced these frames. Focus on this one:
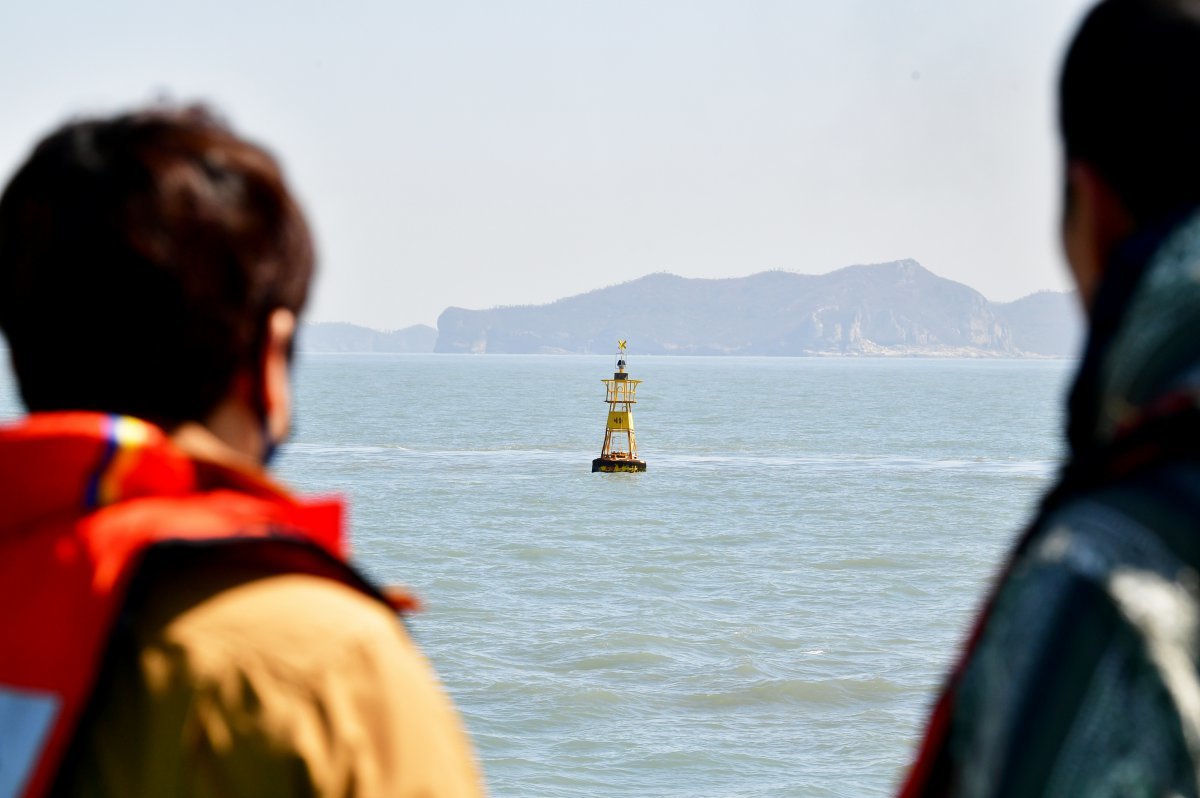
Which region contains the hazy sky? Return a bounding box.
[1,0,1094,329]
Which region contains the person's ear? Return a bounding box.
[259,307,296,451]
[1062,160,1133,314]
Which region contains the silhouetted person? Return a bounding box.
[901,1,1200,795]
[0,106,483,797]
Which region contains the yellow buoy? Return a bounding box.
[592,340,647,473]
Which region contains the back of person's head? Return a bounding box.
[1061,0,1200,225]
[0,104,313,429]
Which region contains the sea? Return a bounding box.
[0,354,1076,797]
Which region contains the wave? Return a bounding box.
[650,451,1057,476]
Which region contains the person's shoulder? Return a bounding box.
[66,563,485,797]
[950,468,1200,796]
[1030,459,1200,581]
[140,565,411,679]
[150,567,483,795]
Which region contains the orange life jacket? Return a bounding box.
[0,412,388,798]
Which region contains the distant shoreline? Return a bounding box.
[296,349,1080,361]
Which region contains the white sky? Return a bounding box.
[0,0,1095,330]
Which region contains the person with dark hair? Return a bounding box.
[899,0,1200,795]
[0,106,483,797]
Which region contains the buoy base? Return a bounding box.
[592,457,647,473]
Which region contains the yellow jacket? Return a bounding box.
[59,563,484,796]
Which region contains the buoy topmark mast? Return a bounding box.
[592,340,647,473]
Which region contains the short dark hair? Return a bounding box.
[1060,0,1200,224]
[0,105,314,428]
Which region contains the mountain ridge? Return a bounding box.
[432,260,1082,357]
[300,261,1083,357]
